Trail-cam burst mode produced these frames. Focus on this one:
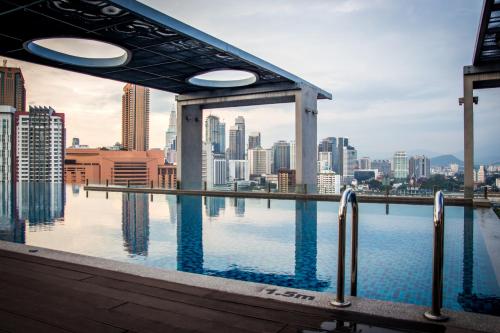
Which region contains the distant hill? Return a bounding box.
[431,155,463,167]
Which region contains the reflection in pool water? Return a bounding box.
[0,183,499,315]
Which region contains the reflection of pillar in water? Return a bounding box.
[385,203,389,215]
[295,200,317,285]
[463,206,474,295]
[177,195,203,273]
[122,193,150,256]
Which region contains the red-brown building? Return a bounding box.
[64,148,167,186]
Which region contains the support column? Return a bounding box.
[177,103,202,190]
[295,87,318,193]
[463,75,474,200]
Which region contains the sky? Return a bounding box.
[4,0,499,162]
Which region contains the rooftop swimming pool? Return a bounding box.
[1,183,499,315]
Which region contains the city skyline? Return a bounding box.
[1,1,499,163]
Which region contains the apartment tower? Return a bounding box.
[0,60,26,112]
[122,84,150,151]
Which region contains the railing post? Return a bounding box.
[267,182,271,193]
[304,184,308,195]
[106,179,109,187]
[151,180,154,189]
[484,186,488,199]
[86,179,89,186]
[127,180,130,188]
[424,191,448,321]
[204,181,207,191]
[331,188,358,307]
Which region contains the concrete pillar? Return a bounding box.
[177,103,202,190]
[463,75,474,200]
[295,87,318,193]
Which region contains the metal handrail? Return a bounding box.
[424,191,448,321]
[331,188,358,307]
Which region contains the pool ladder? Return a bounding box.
[330,189,448,322]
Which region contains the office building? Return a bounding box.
[122,83,150,151]
[409,155,431,179]
[205,115,226,154]
[64,148,164,186]
[272,140,290,174]
[248,132,261,150]
[318,137,337,172]
[359,157,371,170]
[278,169,296,192]
[248,147,272,176]
[228,116,245,160]
[0,60,26,112]
[317,171,341,195]
[372,160,391,176]
[213,159,227,185]
[318,151,332,172]
[165,107,177,163]
[336,137,348,174]
[289,140,296,170]
[342,146,357,179]
[393,151,409,180]
[228,160,249,182]
[0,106,15,182]
[158,164,177,189]
[15,106,65,182]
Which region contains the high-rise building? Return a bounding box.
[318,151,332,172]
[393,151,409,180]
[165,106,176,163]
[248,132,261,150]
[122,84,150,151]
[409,155,430,179]
[372,160,391,176]
[15,106,65,182]
[336,137,348,174]
[218,121,226,153]
[228,116,245,160]
[272,140,290,174]
[248,147,272,176]
[359,157,371,170]
[235,116,245,158]
[318,137,337,172]
[342,146,357,179]
[0,60,26,112]
[213,159,227,185]
[228,160,249,182]
[289,140,296,170]
[317,171,341,195]
[0,106,15,182]
[477,165,486,184]
[205,115,225,154]
[278,169,296,192]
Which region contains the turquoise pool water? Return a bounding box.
[0,183,499,315]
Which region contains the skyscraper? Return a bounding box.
[228,117,245,160]
[0,60,26,112]
[15,106,65,182]
[342,146,357,179]
[234,116,245,159]
[336,137,348,174]
[248,147,272,176]
[248,132,261,150]
[122,84,150,151]
[272,140,290,174]
[0,106,15,182]
[409,155,430,179]
[289,140,296,170]
[165,106,176,163]
[359,157,371,170]
[205,115,225,154]
[318,137,336,172]
[393,151,409,180]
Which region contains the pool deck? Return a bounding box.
[0,241,499,333]
[83,185,491,207]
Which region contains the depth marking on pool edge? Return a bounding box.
[262,287,315,301]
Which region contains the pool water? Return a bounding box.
[1,183,499,315]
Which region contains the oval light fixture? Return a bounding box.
[24,37,130,68]
[188,69,258,88]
